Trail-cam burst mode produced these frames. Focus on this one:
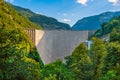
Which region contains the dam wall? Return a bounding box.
[26,30,89,64]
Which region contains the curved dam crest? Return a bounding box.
[26,30,89,64]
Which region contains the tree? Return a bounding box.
[0,27,42,80]
[99,70,119,80]
[110,28,120,42]
[90,38,107,80]
[28,48,44,68]
[103,27,120,80]
[44,74,57,80]
[104,42,120,78]
[65,42,92,80]
[101,22,108,34]
[41,60,74,80]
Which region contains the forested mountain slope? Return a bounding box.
[93,16,120,37]
[0,1,43,79]
[13,5,71,30]
[0,0,41,29]
[72,11,120,30]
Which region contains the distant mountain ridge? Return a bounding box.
[92,15,120,37]
[13,5,71,30]
[72,11,120,30]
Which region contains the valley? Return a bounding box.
[0,0,120,80]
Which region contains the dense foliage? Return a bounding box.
[93,16,120,37]
[0,0,41,29]
[0,27,42,80]
[0,1,42,79]
[90,38,107,80]
[41,60,74,80]
[65,43,92,80]
[65,31,120,80]
[1,0,120,80]
[39,29,119,80]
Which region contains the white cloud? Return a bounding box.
[35,12,43,15]
[5,0,14,3]
[62,19,71,23]
[76,0,88,5]
[108,0,120,6]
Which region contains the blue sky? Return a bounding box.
[5,0,120,26]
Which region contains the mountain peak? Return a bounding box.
[72,11,120,30]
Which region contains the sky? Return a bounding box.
[5,0,120,26]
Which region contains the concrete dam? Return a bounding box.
[25,30,89,64]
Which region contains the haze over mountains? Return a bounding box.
[13,5,71,30]
[1,0,120,79]
[12,4,120,31]
[72,11,120,30]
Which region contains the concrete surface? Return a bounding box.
[35,30,89,64]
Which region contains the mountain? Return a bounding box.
[13,5,71,30]
[0,1,41,29]
[72,11,120,30]
[92,15,120,37]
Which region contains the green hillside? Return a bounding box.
[13,5,71,30]
[93,16,120,37]
[72,11,120,30]
[0,0,42,29]
[0,1,43,79]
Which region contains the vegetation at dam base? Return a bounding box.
[0,26,120,80]
[0,0,120,80]
[0,27,42,80]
